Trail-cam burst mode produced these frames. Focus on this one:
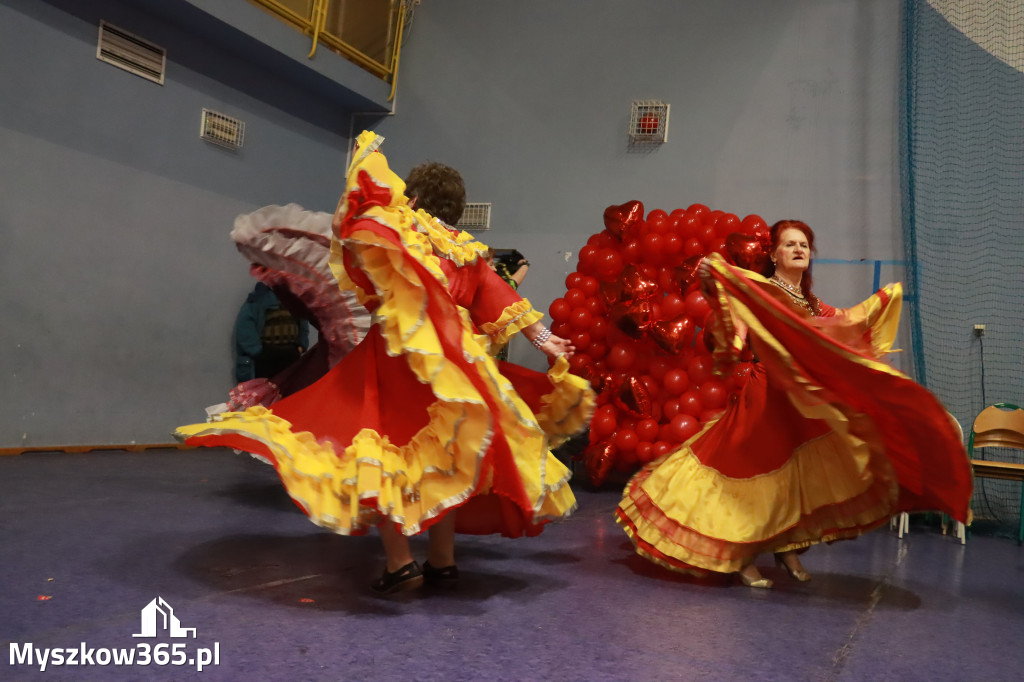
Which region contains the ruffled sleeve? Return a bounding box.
[469,261,543,352]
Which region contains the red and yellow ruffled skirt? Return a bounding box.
[177,328,592,538]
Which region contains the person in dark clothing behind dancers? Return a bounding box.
[233,282,309,382]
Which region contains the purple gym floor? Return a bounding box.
[1,450,1020,681]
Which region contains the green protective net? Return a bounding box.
[902,1,1024,530]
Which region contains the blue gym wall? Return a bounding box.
[1,0,905,447]
[0,0,381,446]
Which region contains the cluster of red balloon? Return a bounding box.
[550,200,770,486]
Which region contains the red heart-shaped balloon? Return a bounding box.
[603,200,645,240]
[614,376,653,418]
[621,265,659,301]
[584,440,617,487]
[611,299,653,339]
[725,233,770,273]
[587,370,615,393]
[599,280,625,308]
[672,255,704,291]
[649,315,696,355]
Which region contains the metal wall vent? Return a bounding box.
[456,203,492,231]
[96,21,166,85]
[200,109,246,150]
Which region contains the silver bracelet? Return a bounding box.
[531,327,552,350]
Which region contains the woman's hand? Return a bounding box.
[540,333,575,360]
[697,257,717,297]
[697,257,713,279]
[523,321,574,359]
[511,261,529,286]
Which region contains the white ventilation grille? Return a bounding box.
[97,21,166,85]
[200,109,246,150]
[628,100,670,144]
[456,203,491,231]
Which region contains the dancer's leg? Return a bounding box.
[378,521,415,572]
[775,550,811,581]
[427,512,456,568]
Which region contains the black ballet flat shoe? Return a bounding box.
[423,561,459,588]
[371,561,423,594]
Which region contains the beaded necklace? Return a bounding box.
[770,275,817,316]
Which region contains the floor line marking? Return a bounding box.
[825,541,908,680]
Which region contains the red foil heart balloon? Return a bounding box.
[584,440,617,487]
[649,315,696,355]
[621,265,659,301]
[603,201,645,240]
[672,255,704,291]
[725,233,770,273]
[614,376,653,417]
[611,299,653,339]
[599,280,625,308]
[588,371,615,394]
[599,372,624,399]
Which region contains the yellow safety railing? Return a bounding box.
[246,0,407,101]
[307,0,328,59]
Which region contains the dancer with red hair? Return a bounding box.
[618,219,972,588]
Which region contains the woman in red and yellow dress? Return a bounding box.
[177,132,593,593]
[617,220,972,588]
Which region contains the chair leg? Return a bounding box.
[890,514,905,537]
[956,521,966,545]
[1018,484,1024,546]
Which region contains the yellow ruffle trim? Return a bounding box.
[175,403,470,534]
[535,355,597,449]
[329,132,489,304]
[480,298,543,355]
[414,208,490,266]
[177,378,582,536]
